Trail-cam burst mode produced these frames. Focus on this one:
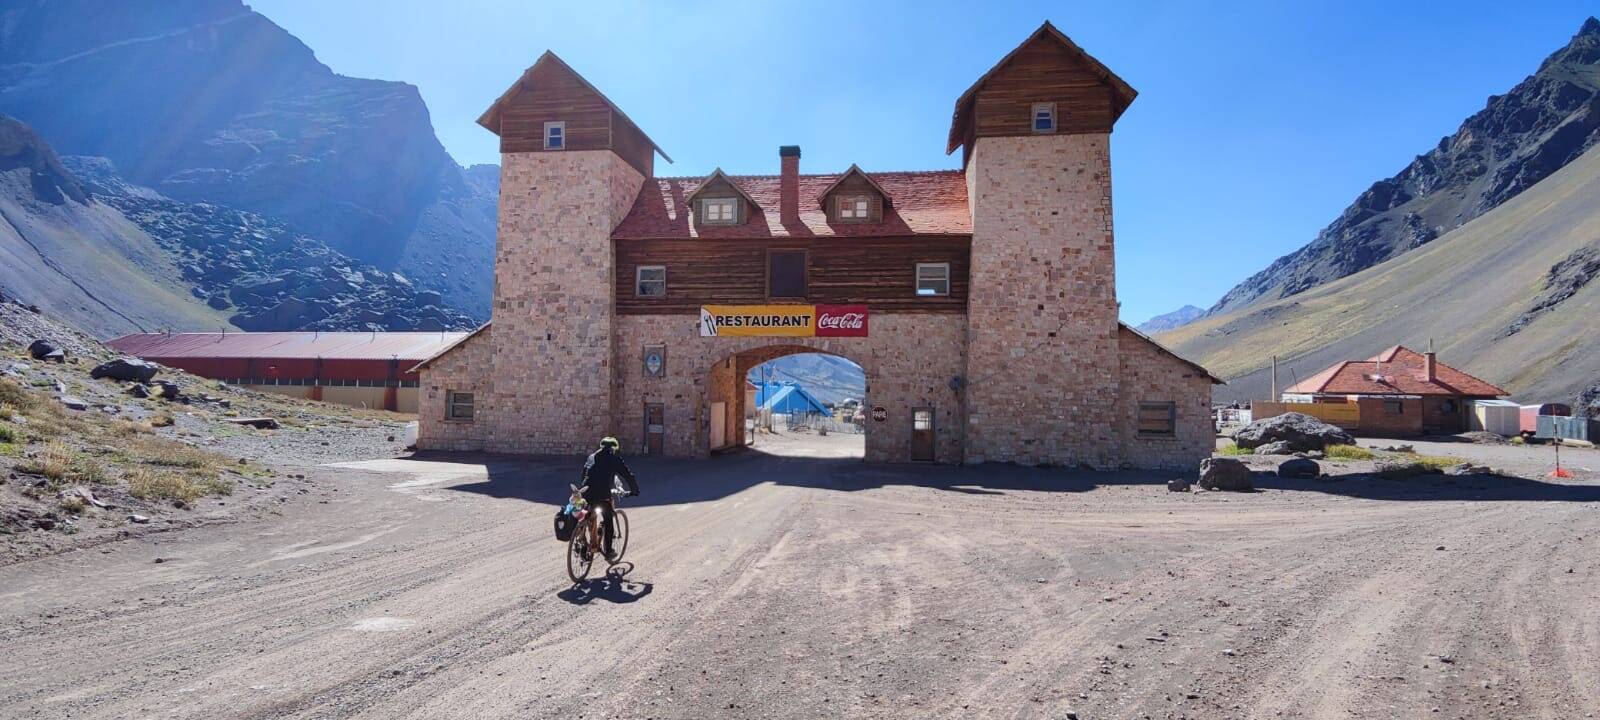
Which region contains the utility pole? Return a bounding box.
[1271,354,1278,401]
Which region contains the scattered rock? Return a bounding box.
[1458,431,1508,445]
[1380,444,1415,453]
[26,339,60,361]
[1198,457,1254,492]
[227,417,280,430]
[1234,413,1356,452]
[33,517,56,530]
[152,380,181,400]
[1295,450,1325,460]
[127,383,151,398]
[1167,478,1192,492]
[1445,463,1491,476]
[1253,440,1294,455]
[127,514,150,524]
[90,357,159,383]
[58,395,89,411]
[1278,458,1320,479]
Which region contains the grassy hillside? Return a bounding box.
[1159,143,1600,405]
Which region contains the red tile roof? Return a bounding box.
[1284,346,1507,398]
[108,332,470,362]
[611,170,970,239]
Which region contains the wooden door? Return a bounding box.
[710,401,727,449]
[644,403,664,455]
[911,407,935,462]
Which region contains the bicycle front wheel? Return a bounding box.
[566,523,593,583]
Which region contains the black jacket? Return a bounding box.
[580,448,638,501]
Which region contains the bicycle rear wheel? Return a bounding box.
[609,510,629,564]
[566,522,594,582]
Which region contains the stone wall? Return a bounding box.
[417,326,493,451]
[612,313,968,463]
[963,133,1122,468]
[1114,327,1215,469]
[482,151,643,454]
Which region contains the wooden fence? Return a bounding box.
[1251,401,1361,430]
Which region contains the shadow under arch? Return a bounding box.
[702,341,871,461]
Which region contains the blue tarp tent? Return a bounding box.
[753,381,830,415]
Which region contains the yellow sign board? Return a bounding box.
[699,305,816,337]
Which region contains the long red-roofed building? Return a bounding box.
[1281,346,1507,434]
[108,331,470,412]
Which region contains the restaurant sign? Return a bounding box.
[698,304,868,337]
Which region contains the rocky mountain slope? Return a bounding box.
[0,115,224,337]
[1210,17,1600,315]
[65,157,475,333]
[1135,305,1205,334]
[1159,142,1600,407]
[0,0,495,317]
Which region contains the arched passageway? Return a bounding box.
[705,346,868,460]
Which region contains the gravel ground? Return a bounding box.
[2,432,1597,719]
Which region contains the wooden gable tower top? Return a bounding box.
[946,21,1138,156]
[478,51,671,175]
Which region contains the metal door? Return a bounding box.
[911,407,935,462]
[645,403,665,455]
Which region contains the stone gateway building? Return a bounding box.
[415,22,1221,469]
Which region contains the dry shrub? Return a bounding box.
[0,379,37,414]
[127,467,233,502]
[15,441,106,484]
[1414,455,1464,471]
[112,419,154,436]
[0,422,16,444]
[1325,445,1375,461]
[150,413,176,428]
[59,494,87,514]
[1217,442,1252,456]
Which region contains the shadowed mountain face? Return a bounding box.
[1211,18,1600,315]
[0,0,495,317]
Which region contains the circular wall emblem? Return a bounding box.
[644,351,663,376]
[870,406,888,423]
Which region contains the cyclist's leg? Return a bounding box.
[597,500,615,556]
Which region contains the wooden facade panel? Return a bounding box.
[494,61,655,176]
[616,236,970,314]
[973,40,1116,138]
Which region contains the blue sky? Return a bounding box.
[252,0,1596,324]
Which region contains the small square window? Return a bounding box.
[1384,400,1404,415]
[768,250,807,298]
[915,263,950,297]
[1032,103,1056,133]
[1138,401,1175,437]
[636,265,666,297]
[543,121,565,150]
[447,390,475,421]
[837,195,872,221]
[701,197,737,224]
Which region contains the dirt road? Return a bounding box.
[3,433,1599,719]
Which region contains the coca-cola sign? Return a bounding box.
[814,305,869,337]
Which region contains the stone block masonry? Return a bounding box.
[963,133,1122,468]
[482,151,643,455]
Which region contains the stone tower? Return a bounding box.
[474,52,666,454]
[951,22,1139,467]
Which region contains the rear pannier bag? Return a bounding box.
[554,511,576,542]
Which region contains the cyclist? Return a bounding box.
[579,436,639,561]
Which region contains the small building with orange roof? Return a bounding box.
[1281,346,1508,435]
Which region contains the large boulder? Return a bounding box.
[90,357,159,383]
[1198,457,1254,492]
[1234,412,1355,452]
[1278,458,1321,479]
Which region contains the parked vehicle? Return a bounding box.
[1519,403,1571,438]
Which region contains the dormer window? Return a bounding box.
[838,195,872,221]
[1031,103,1055,133]
[701,197,738,224]
[544,121,565,149]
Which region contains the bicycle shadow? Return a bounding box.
[557,563,653,605]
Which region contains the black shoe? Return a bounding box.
[604,547,618,563]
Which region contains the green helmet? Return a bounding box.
[600,436,620,450]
